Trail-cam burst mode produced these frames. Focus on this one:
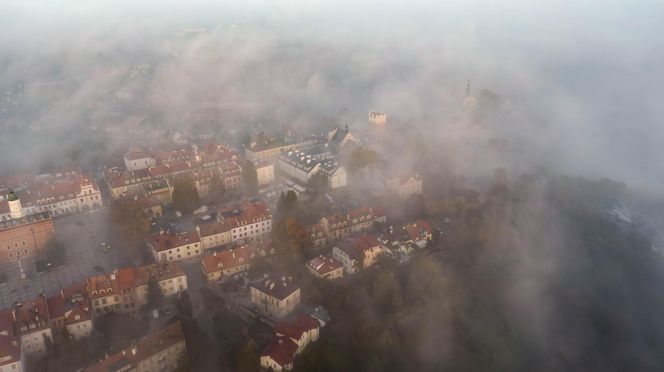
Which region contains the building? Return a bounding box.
[86,267,136,316]
[250,275,300,318]
[134,263,188,306]
[315,206,386,247]
[0,211,54,264]
[246,136,322,161]
[320,164,347,189]
[262,314,320,371]
[255,160,275,186]
[87,263,187,316]
[403,220,433,248]
[47,283,93,341]
[327,124,359,152]
[386,174,423,199]
[196,220,232,251]
[260,336,298,371]
[368,112,386,127]
[0,174,103,219]
[306,255,343,280]
[11,295,53,357]
[147,230,202,263]
[278,146,347,189]
[200,246,251,283]
[84,321,186,372]
[222,200,272,245]
[123,147,156,171]
[0,334,23,372]
[332,234,383,274]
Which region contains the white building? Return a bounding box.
[250,276,301,318]
[147,231,202,263]
[386,174,423,199]
[123,147,156,171]
[256,161,276,186]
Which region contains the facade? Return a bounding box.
[47,283,93,341]
[306,255,343,280]
[0,175,103,219]
[11,295,53,357]
[315,206,386,247]
[147,231,202,263]
[279,146,346,189]
[123,147,156,171]
[84,321,186,372]
[256,160,275,186]
[87,263,187,316]
[332,234,383,274]
[0,334,23,372]
[200,246,251,283]
[134,263,188,305]
[197,220,232,251]
[250,276,300,318]
[260,336,298,371]
[386,174,423,199]
[0,211,54,264]
[224,200,272,245]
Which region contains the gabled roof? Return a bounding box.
[404,220,433,241]
[306,255,342,275]
[201,247,250,275]
[147,231,200,253]
[0,334,21,367]
[261,336,298,367]
[250,275,299,301]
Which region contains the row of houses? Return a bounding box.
[146,199,273,263]
[309,206,387,249]
[306,221,434,281]
[0,260,189,372]
[84,321,186,372]
[108,143,275,201]
[0,169,103,221]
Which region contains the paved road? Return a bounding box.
[0,207,131,308]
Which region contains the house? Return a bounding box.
[87,263,188,316]
[123,147,156,171]
[84,321,186,372]
[274,314,320,354]
[386,174,423,199]
[255,160,275,186]
[250,275,300,318]
[403,220,433,248]
[11,295,53,357]
[316,206,386,247]
[200,246,251,283]
[306,255,343,280]
[332,234,383,273]
[147,230,202,263]
[327,124,359,152]
[260,336,298,371]
[0,334,23,372]
[134,262,188,305]
[196,220,232,250]
[223,200,272,245]
[47,282,93,340]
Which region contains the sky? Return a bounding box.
[0,0,663,187]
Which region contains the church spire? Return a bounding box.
[466,80,471,97]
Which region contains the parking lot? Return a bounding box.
[0,207,131,308]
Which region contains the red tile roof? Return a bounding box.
[0,334,21,367]
[404,220,433,241]
[261,336,298,367]
[201,247,250,276]
[147,231,200,253]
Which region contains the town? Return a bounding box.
[0,111,457,372]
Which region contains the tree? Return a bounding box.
[172,176,200,214]
[208,173,226,202]
[242,160,259,195]
[110,199,152,262]
[146,276,164,309]
[235,342,259,372]
[346,146,378,173]
[277,190,299,220]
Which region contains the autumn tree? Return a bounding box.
[110,198,152,261]
[208,173,226,202]
[146,276,164,309]
[172,175,200,214]
[235,343,259,372]
[242,160,259,195]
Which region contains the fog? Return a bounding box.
[2,2,664,370]
[1,0,663,185]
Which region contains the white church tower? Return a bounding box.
[7,191,23,219]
